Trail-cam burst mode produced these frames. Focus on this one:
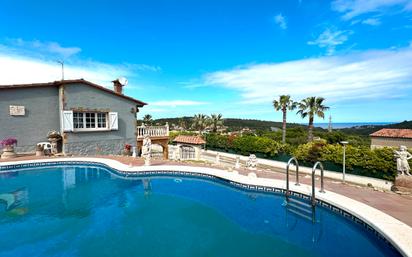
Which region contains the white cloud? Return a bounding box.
[204,47,412,105]
[362,18,381,26]
[274,14,287,30]
[331,0,412,20]
[0,38,160,88]
[7,38,81,58]
[308,28,352,55]
[0,52,133,87]
[151,100,209,107]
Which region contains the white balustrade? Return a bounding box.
[137,123,169,139]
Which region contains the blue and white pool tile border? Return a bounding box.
[1,157,411,257]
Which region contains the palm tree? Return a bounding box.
[143,114,153,126]
[178,118,188,130]
[192,114,209,134]
[273,95,297,143]
[297,97,329,142]
[210,113,223,133]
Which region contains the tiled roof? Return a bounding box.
[173,135,206,145]
[0,79,147,107]
[370,129,412,139]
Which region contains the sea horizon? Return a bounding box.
[311,122,396,129]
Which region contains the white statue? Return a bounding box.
[246,154,257,170]
[215,153,220,165]
[142,134,152,166]
[235,156,240,169]
[132,146,137,158]
[394,146,412,176]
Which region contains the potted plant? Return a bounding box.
[123,144,132,156]
[1,137,18,159]
[35,144,44,157]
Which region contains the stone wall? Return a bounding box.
[65,138,136,155]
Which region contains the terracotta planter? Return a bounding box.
[1,145,17,159]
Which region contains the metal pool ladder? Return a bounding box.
[286,158,326,206]
[284,158,325,241]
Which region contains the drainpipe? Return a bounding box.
[59,84,66,155]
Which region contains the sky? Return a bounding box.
[0,0,412,123]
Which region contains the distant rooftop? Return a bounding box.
[173,135,206,145]
[370,129,412,139]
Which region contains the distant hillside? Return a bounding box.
[144,117,305,131]
[143,117,412,134]
[338,120,412,136]
[223,118,304,131]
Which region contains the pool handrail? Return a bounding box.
[311,161,326,207]
[285,157,300,200]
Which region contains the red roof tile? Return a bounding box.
[173,135,206,145]
[370,129,412,139]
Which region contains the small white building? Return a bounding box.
[173,135,206,160]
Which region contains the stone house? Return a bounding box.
[0,79,146,155]
[370,129,412,149]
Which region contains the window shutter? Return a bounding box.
[62,110,73,132]
[109,112,118,130]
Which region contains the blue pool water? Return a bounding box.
[0,165,402,257]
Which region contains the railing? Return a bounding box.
[137,123,169,139]
[311,161,326,207]
[285,158,326,207]
[285,157,300,200]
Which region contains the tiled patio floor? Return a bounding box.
[2,155,412,227]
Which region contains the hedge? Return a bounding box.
[204,133,406,181]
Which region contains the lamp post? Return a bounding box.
[341,141,349,183]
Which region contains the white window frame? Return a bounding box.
[73,112,109,132]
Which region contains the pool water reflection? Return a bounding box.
[0,165,402,257]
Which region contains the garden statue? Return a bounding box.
[47,130,62,155]
[215,153,220,165]
[235,156,240,169]
[246,154,257,170]
[142,134,152,166]
[394,146,412,176]
[132,146,137,158]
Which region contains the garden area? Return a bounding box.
[195,132,407,181]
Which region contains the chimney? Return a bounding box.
[112,79,124,94]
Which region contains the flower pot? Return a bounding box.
[1,145,17,159]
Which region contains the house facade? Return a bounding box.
[370,129,412,149]
[0,79,146,155]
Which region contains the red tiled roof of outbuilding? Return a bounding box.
[173,135,206,145]
[370,129,412,139]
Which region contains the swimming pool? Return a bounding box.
[0,164,402,257]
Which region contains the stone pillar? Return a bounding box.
[195,146,201,160]
[162,142,169,160]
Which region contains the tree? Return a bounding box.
[210,113,223,133]
[273,95,297,143]
[297,97,329,142]
[143,114,153,126]
[178,118,188,130]
[192,114,209,134]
